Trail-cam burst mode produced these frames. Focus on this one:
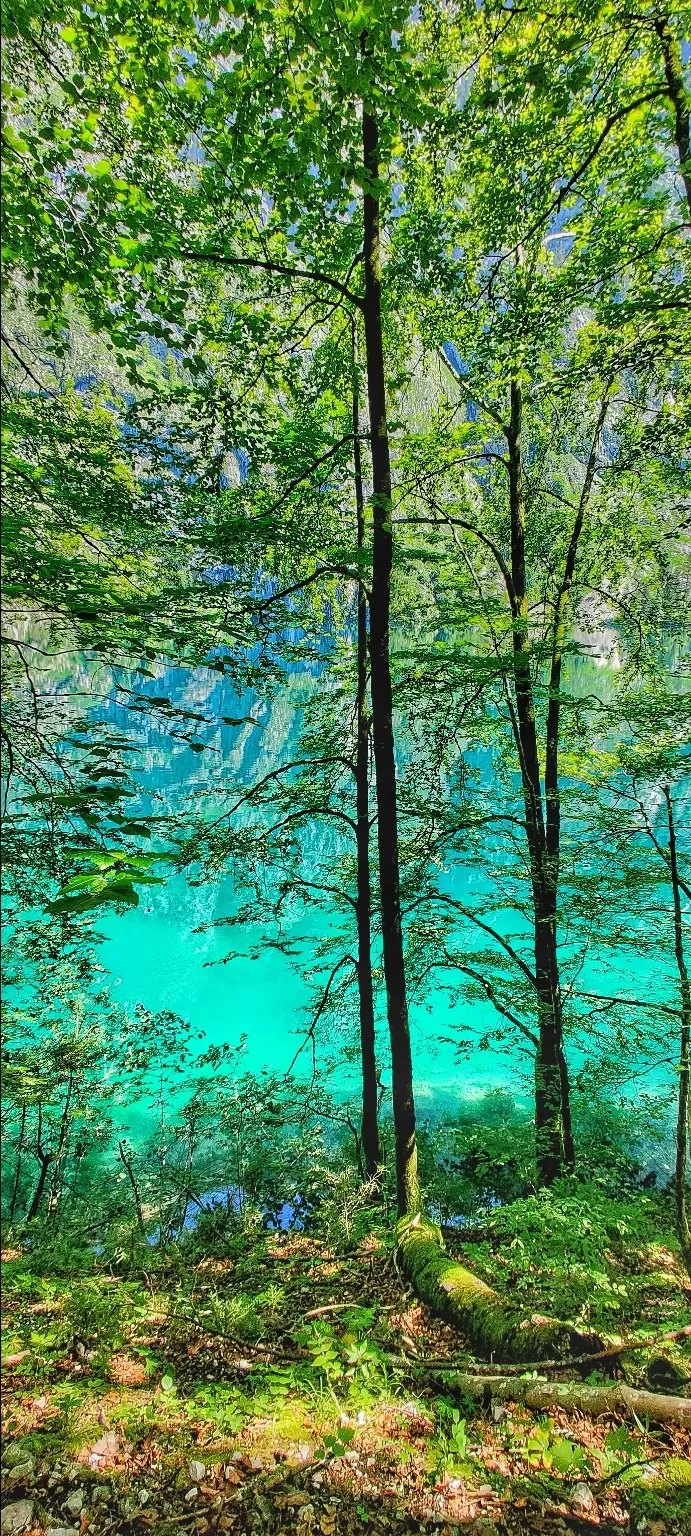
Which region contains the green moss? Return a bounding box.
[666,1457,691,1486]
[629,1477,691,1530]
[396,1214,598,1362]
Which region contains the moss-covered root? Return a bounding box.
[396,1213,602,1363]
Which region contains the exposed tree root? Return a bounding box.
[437,1371,691,1428]
[393,1325,691,1377]
[397,1213,603,1363]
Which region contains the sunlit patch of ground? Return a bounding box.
[2,1216,690,1535]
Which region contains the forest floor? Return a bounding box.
[2,1197,691,1536]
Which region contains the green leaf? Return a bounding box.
[551,1439,578,1473]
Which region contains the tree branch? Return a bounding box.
[178,249,364,308]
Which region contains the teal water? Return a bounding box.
[89,651,681,1122]
[99,877,515,1108]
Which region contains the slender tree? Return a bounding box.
[589,692,691,1270]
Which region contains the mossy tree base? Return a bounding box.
[397,1213,602,1363]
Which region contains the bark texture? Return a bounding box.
[353,342,382,1179]
[656,18,691,217]
[397,1213,602,1363]
[507,380,567,1183]
[361,80,418,1217]
[665,786,691,1272]
[27,1107,52,1222]
[439,1372,691,1429]
[505,380,610,1181]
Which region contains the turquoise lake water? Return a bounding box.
[87,652,682,1125]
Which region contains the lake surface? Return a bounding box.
[87,646,683,1124]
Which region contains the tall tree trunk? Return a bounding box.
[48,1070,74,1221]
[543,388,611,1175]
[655,18,691,217]
[9,1104,27,1224]
[558,1044,575,1174]
[665,786,691,1271]
[119,1140,146,1234]
[27,1107,52,1222]
[353,333,382,1179]
[507,379,565,1184]
[361,70,419,1217]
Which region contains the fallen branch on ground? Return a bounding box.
[432,1371,691,1428]
[303,1302,360,1319]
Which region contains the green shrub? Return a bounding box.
[462,1183,676,1327]
[60,1278,133,1349]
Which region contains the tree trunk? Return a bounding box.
[558,1041,575,1174]
[353,337,382,1179]
[27,1109,52,1222]
[665,786,691,1271]
[361,74,419,1217]
[48,1070,74,1221]
[543,386,610,1179]
[533,972,566,1186]
[434,1370,691,1429]
[507,380,566,1184]
[655,18,691,217]
[118,1139,146,1234]
[398,1214,602,1362]
[9,1104,26,1224]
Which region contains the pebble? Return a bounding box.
[5,1461,34,1489]
[188,1460,206,1485]
[184,1487,199,1503]
[46,1528,79,1536]
[65,1490,84,1517]
[2,1446,32,1471]
[89,1431,118,1460]
[571,1482,596,1513]
[0,1504,34,1536]
[478,1484,494,1496]
[311,1472,324,1487]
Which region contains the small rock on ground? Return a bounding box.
[0,1504,34,1536]
[4,1461,34,1489]
[571,1481,596,1513]
[2,1448,32,1471]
